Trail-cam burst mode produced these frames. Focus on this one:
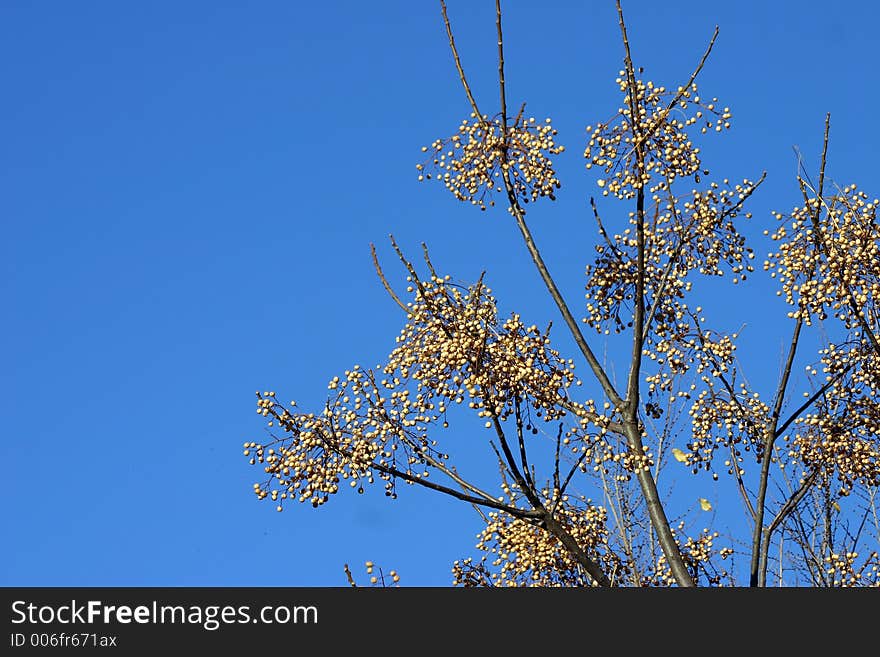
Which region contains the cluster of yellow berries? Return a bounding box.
[566,418,655,479]
[781,342,880,492]
[638,305,738,405]
[388,273,576,425]
[822,551,879,587]
[247,387,389,511]
[253,358,465,508]
[583,226,639,335]
[246,260,585,511]
[363,561,400,587]
[584,177,757,338]
[687,387,769,476]
[644,320,734,394]
[453,501,620,587]
[455,514,734,586]
[765,185,879,326]
[676,181,757,280]
[417,113,563,211]
[789,410,880,493]
[654,526,733,586]
[585,77,731,200]
[762,184,880,492]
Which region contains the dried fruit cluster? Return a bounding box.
[246,263,580,511]
[766,185,880,326]
[654,526,734,587]
[786,343,880,492]
[389,273,575,425]
[821,551,880,587]
[452,500,622,587]
[585,78,731,200]
[417,113,563,210]
[687,390,769,474]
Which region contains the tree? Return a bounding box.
[244,0,880,587]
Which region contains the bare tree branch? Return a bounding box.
[751,116,832,586]
[613,0,695,588]
[323,426,541,520]
[506,179,624,408]
[439,0,482,121]
[495,0,507,128]
[774,366,851,439]
[490,414,613,586]
[513,398,535,491]
[758,470,819,585]
[371,242,409,313]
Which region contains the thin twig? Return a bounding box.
[774,366,851,439]
[513,398,535,491]
[495,0,507,128]
[450,465,490,523]
[389,235,426,297]
[558,451,591,499]
[817,113,830,207]
[728,442,756,519]
[764,315,803,463]
[559,395,626,435]
[553,423,562,495]
[598,464,635,583]
[343,564,357,587]
[658,27,719,125]
[719,171,767,221]
[491,415,540,506]
[371,243,408,313]
[848,496,871,552]
[590,196,627,262]
[488,439,516,504]
[421,242,440,281]
[767,471,819,538]
[642,241,684,343]
[439,0,482,121]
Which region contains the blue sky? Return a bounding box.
[2,0,877,586]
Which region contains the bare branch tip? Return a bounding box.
[343,563,357,588]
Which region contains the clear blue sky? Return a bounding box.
[2,1,878,586]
